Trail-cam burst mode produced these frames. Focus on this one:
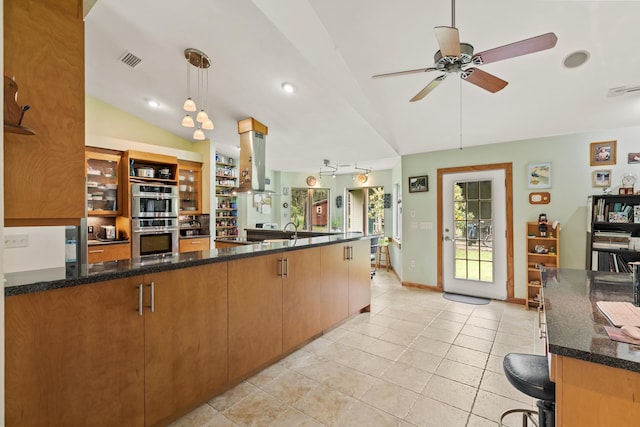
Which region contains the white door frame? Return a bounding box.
[442,169,506,299]
[437,163,515,301]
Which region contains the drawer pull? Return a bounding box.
[190,241,201,244]
[89,249,105,254]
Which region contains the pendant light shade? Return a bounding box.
[183,98,196,112]
[196,109,208,123]
[182,48,213,140]
[193,127,205,140]
[182,114,195,128]
[202,119,214,130]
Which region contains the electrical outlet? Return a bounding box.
[88,226,94,234]
[5,234,29,248]
[410,260,416,268]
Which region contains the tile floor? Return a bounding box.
[170,270,545,427]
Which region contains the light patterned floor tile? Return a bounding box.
[421,373,478,412]
[176,271,542,427]
[405,395,470,427]
[360,379,420,419]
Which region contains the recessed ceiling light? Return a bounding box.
[147,100,160,108]
[281,82,296,94]
[563,50,590,69]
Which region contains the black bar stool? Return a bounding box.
[499,353,556,427]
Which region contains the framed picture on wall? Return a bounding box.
[527,162,551,189]
[592,169,612,187]
[590,140,617,166]
[628,153,640,164]
[409,175,428,193]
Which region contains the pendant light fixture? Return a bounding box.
[182,48,213,140]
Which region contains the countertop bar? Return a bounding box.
[5,233,366,297]
[543,268,640,373]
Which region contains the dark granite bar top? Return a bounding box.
[543,268,640,373]
[5,233,367,297]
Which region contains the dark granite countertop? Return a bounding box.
[543,268,640,373]
[5,233,367,297]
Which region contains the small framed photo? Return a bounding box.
[628,153,640,164]
[593,169,612,187]
[590,140,617,166]
[527,162,551,189]
[409,175,428,193]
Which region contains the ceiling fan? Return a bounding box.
[372,0,558,102]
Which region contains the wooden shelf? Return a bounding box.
[526,221,559,310]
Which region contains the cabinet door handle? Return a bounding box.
[348,246,353,260]
[344,246,349,261]
[149,281,155,313]
[89,249,105,254]
[538,305,547,339]
[138,284,144,316]
[278,259,284,277]
[284,258,289,278]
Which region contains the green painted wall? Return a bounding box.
[401,125,640,298]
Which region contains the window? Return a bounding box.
[291,188,330,231]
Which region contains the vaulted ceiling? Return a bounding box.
[85,0,640,174]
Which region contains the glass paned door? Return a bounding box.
[291,188,330,231]
[443,169,506,300]
[454,180,494,282]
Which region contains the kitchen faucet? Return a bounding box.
[283,222,298,239]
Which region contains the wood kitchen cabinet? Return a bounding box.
[320,239,371,320]
[320,244,350,329]
[228,254,283,383]
[348,239,372,315]
[178,160,203,214]
[4,0,86,226]
[144,263,228,427]
[5,262,228,427]
[178,236,211,253]
[86,147,122,216]
[282,247,323,353]
[88,242,131,263]
[5,276,146,427]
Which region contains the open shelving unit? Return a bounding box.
[215,155,238,238]
[526,221,560,310]
[588,194,640,272]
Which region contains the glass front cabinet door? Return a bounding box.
[86,148,121,216]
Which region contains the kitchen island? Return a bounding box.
[5,233,370,427]
[543,269,640,426]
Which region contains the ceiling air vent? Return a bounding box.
[118,51,143,69]
[607,85,640,97]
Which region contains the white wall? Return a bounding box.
[3,227,66,273]
[401,125,640,298]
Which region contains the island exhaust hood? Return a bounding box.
[237,118,269,193]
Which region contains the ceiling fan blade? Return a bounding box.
[410,74,446,102]
[434,26,461,57]
[372,67,437,79]
[473,32,558,65]
[462,68,508,93]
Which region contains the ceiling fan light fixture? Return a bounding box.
[563,50,589,69]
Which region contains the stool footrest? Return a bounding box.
[499,408,538,427]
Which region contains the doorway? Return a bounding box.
[437,164,514,300]
[346,187,385,236]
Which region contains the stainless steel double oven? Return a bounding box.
[131,183,179,258]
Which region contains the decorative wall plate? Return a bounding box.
[306,175,317,186]
[529,192,550,204]
[357,173,368,184]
